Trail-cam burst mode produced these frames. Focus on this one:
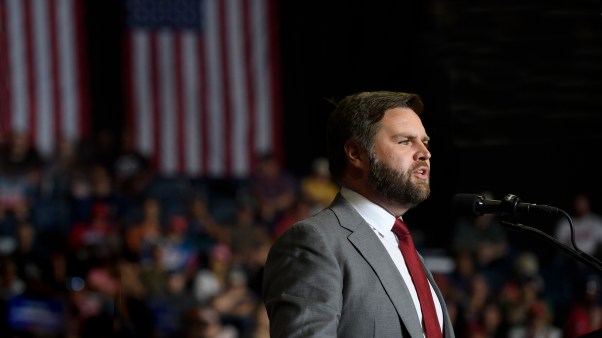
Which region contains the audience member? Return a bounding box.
[111,128,153,200]
[0,129,44,188]
[68,202,119,266]
[271,195,313,239]
[210,267,258,334]
[500,252,546,328]
[186,195,224,254]
[466,300,507,338]
[245,239,270,299]
[451,191,510,292]
[507,299,562,338]
[159,215,199,281]
[112,259,155,338]
[39,137,82,199]
[68,163,127,227]
[124,196,164,264]
[193,243,232,305]
[77,128,120,174]
[178,305,239,338]
[11,221,54,293]
[461,273,493,333]
[148,270,199,338]
[0,197,30,256]
[225,203,271,268]
[299,157,338,214]
[0,256,25,300]
[554,192,602,257]
[35,138,81,236]
[248,152,296,230]
[563,274,602,338]
[553,192,602,309]
[246,303,270,338]
[0,130,42,222]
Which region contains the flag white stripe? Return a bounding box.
[226,0,249,177]
[33,0,54,155]
[251,0,272,153]
[57,0,78,141]
[204,0,225,176]
[6,0,27,132]
[182,32,201,174]
[132,32,153,156]
[158,31,177,175]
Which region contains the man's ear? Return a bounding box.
[344,139,367,170]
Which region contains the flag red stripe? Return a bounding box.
[267,0,283,163]
[124,32,136,138]
[74,0,89,138]
[49,0,62,149]
[197,36,209,176]
[218,0,233,176]
[23,0,37,142]
[150,34,162,172]
[242,0,256,171]
[174,35,186,175]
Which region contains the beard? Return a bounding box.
[368,155,430,208]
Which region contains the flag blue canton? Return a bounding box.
[125,0,202,30]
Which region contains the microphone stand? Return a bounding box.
[499,218,602,338]
[492,193,602,274]
[499,220,602,275]
[459,193,602,337]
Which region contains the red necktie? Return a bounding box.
[391,219,442,338]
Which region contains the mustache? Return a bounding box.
[409,162,429,175]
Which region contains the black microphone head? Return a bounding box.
[451,193,483,216]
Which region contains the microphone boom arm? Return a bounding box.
[500,220,602,275]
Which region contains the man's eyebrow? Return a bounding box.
[407,134,430,142]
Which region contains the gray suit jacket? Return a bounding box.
[262,194,455,338]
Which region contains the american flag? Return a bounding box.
[0,0,89,156]
[124,0,281,178]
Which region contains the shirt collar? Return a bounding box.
[340,186,398,235]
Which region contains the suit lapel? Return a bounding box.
[330,196,425,338]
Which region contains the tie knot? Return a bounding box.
[391,219,409,239]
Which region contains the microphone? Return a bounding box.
[452,193,560,217]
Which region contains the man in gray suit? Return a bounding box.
[262,91,455,337]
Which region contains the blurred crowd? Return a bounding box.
[0,128,338,338]
[445,190,602,338]
[1,128,602,338]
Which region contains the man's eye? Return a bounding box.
[398,140,410,145]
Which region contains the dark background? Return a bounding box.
[83,0,602,249]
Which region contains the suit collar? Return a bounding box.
[339,186,398,237]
